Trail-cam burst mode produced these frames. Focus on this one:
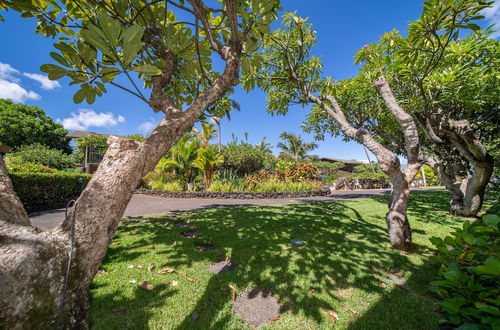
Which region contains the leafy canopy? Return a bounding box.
[0,99,70,153]
[3,0,280,113]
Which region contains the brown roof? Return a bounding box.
[65,130,112,139]
[0,144,12,153]
[319,157,365,165]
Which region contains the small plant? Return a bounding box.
[430,214,500,329]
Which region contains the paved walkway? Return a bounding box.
[29,189,396,230]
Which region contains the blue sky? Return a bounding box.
[0,1,498,160]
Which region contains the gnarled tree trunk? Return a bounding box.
[0,1,242,324]
[301,76,421,251]
[421,116,494,217]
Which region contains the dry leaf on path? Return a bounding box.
[139,281,154,291]
[147,263,155,272]
[158,268,176,274]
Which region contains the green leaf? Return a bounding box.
[73,88,88,104]
[473,256,500,276]
[86,89,96,104]
[98,13,121,44]
[40,64,68,80]
[122,25,144,66]
[483,214,500,226]
[81,28,110,55]
[131,64,161,76]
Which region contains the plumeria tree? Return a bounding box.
[0,0,280,327]
[245,0,490,250]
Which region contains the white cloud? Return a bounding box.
[0,79,40,103]
[57,109,125,130]
[0,62,20,82]
[22,72,61,90]
[483,1,500,38]
[0,62,43,102]
[138,121,156,133]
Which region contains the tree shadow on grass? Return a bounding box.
[90,193,444,329]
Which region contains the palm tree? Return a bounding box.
[193,145,224,189]
[277,132,318,162]
[193,122,217,147]
[157,134,199,190]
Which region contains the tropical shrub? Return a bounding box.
[244,170,273,189]
[415,165,439,186]
[249,177,321,192]
[221,143,272,175]
[277,162,319,182]
[7,143,75,170]
[9,172,92,202]
[275,159,294,171]
[430,214,500,329]
[6,162,55,173]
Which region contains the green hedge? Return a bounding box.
[9,172,92,202]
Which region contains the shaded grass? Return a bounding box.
[90,190,494,329]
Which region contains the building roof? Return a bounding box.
[319,157,365,165]
[65,130,112,139]
[0,144,12,153]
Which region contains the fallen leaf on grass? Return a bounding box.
[171,281,179,287]
[136,265,143,269]
[127,264,135,269]
[131,231,140,235]
[147,263,155,272]
[97,270,108,276]
[380,282,388,289]
[158,268,176,274]
[323,309,339,322]
[149,245,156,249]
[183,273,199,282]
[172,241,177,246]
[111,242,120,246]
[228,284,237,301]
[129,279,137,284]
[268,315,281,321]
[139,281,154,291]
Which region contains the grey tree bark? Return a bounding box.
[303,76,421,251]
[419,113,494,217]
[0,1,242,327]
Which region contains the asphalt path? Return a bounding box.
[29,189,398,230]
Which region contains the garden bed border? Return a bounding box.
[136,188,331,199]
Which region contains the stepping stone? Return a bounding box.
[174,221,192,228]
[386,274,407,286]
[181,231,199,238]
[234,288,281,328]
[209,260,236,274]
[195,242,214,250]
[290,239,305,245]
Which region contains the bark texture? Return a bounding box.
[0,1,242,328]
[419,112,494,217]
[301,76,420,250]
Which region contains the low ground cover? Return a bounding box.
[90,191,496,329]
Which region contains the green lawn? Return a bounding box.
[89,190,496,329]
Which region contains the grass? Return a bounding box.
[89,190,496,329]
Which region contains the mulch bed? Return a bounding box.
[233,288,281,328]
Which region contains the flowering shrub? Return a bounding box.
[277,163,319,182]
